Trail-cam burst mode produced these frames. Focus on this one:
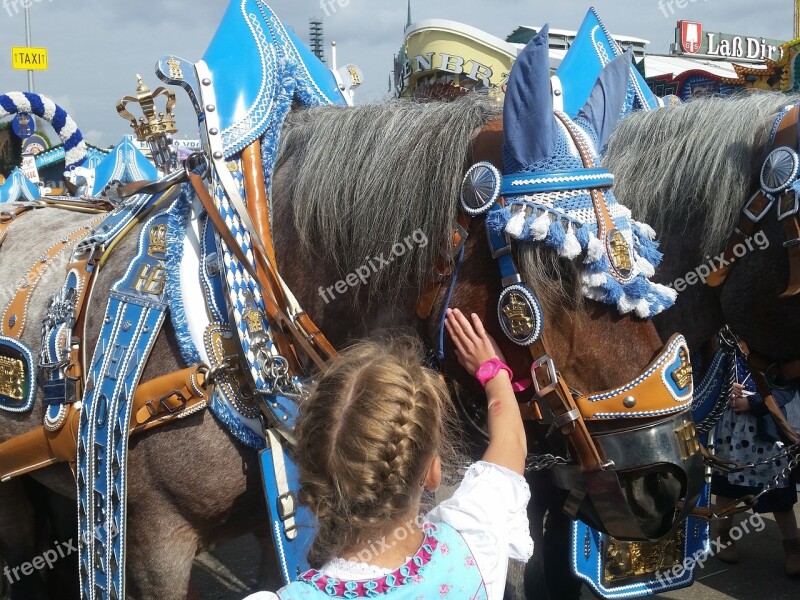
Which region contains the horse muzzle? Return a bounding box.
[549,334,704,541]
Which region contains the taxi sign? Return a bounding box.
[11,47,48,71]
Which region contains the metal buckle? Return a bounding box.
[552,408,581,429]
[440,222,468,261]
[146,389,188,417]
[531,354,558,397]
[777,191,800,221]
[488,231,512,259]
[184,151,210,179]
[277,491,297,521]
[743,192,774,223]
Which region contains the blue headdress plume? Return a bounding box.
[488,28,676,319]
[503,25,557,171]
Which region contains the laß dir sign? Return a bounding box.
[11,47,48,71]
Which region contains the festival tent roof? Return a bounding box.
[35,144,110,170]
[0,167,39,203]
[91,136,157,196]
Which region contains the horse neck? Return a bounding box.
[718,215,800,362]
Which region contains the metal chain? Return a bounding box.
[525,452,569,472]
[701,326,800,474]
[752,443,800,501]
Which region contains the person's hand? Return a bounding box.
[445,308,506,375]
[729,383,751,413]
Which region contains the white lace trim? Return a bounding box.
[321,555,413,580]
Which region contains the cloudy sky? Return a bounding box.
[0,0,794,146]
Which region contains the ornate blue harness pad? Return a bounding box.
[77,207,173,600]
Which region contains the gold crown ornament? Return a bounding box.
[147,224,168,257]
[116,75,178,173]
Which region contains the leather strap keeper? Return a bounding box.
[0,365,209,482]
[528,339,607,472]
[780,194,800,296]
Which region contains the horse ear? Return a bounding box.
[503,24,557,170]
[576,49,633,151]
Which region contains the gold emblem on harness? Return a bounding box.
[603,527,685,585]
[675,420,700,461]
[134,263,167,296]
[166,56,183,80]
[148,224,168,257]
[348,65,362,85]
[501,292,534,336]
[0,356,25,402]
[671,348,692,391]
[243,307,265,335]
[607,229,632,276]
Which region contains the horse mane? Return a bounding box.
[604,92,800,256]
[276,95,588,311]
[276,94,500,301]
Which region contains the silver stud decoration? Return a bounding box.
[623,396,636,408]
[761,146,799,195]
[460,161,502,216]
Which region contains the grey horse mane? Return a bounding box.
[276,95,582,310]
[604,92,800,256]
[276,95,498,300]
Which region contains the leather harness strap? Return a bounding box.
[241,141,303,374]
[779,190,800,297]
[708,106,800,293]
[414,119,505,320]
[0,365,209,482]
[1,215,105,339]
[35,197,115,213]
[188,171,334,371]
[0,205,35,246]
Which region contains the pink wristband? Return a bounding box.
[475,358,513,387]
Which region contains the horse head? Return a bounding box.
[605,93,800,387]
[437,27,701,541]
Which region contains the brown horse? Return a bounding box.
[0,81,676,600]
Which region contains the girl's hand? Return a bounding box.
[445,308,506,374]
[729,383,751,413]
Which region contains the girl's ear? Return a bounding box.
[423,455,442,493]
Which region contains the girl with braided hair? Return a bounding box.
[246,308,532,599]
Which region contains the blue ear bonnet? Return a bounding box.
[484,27,676,319]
